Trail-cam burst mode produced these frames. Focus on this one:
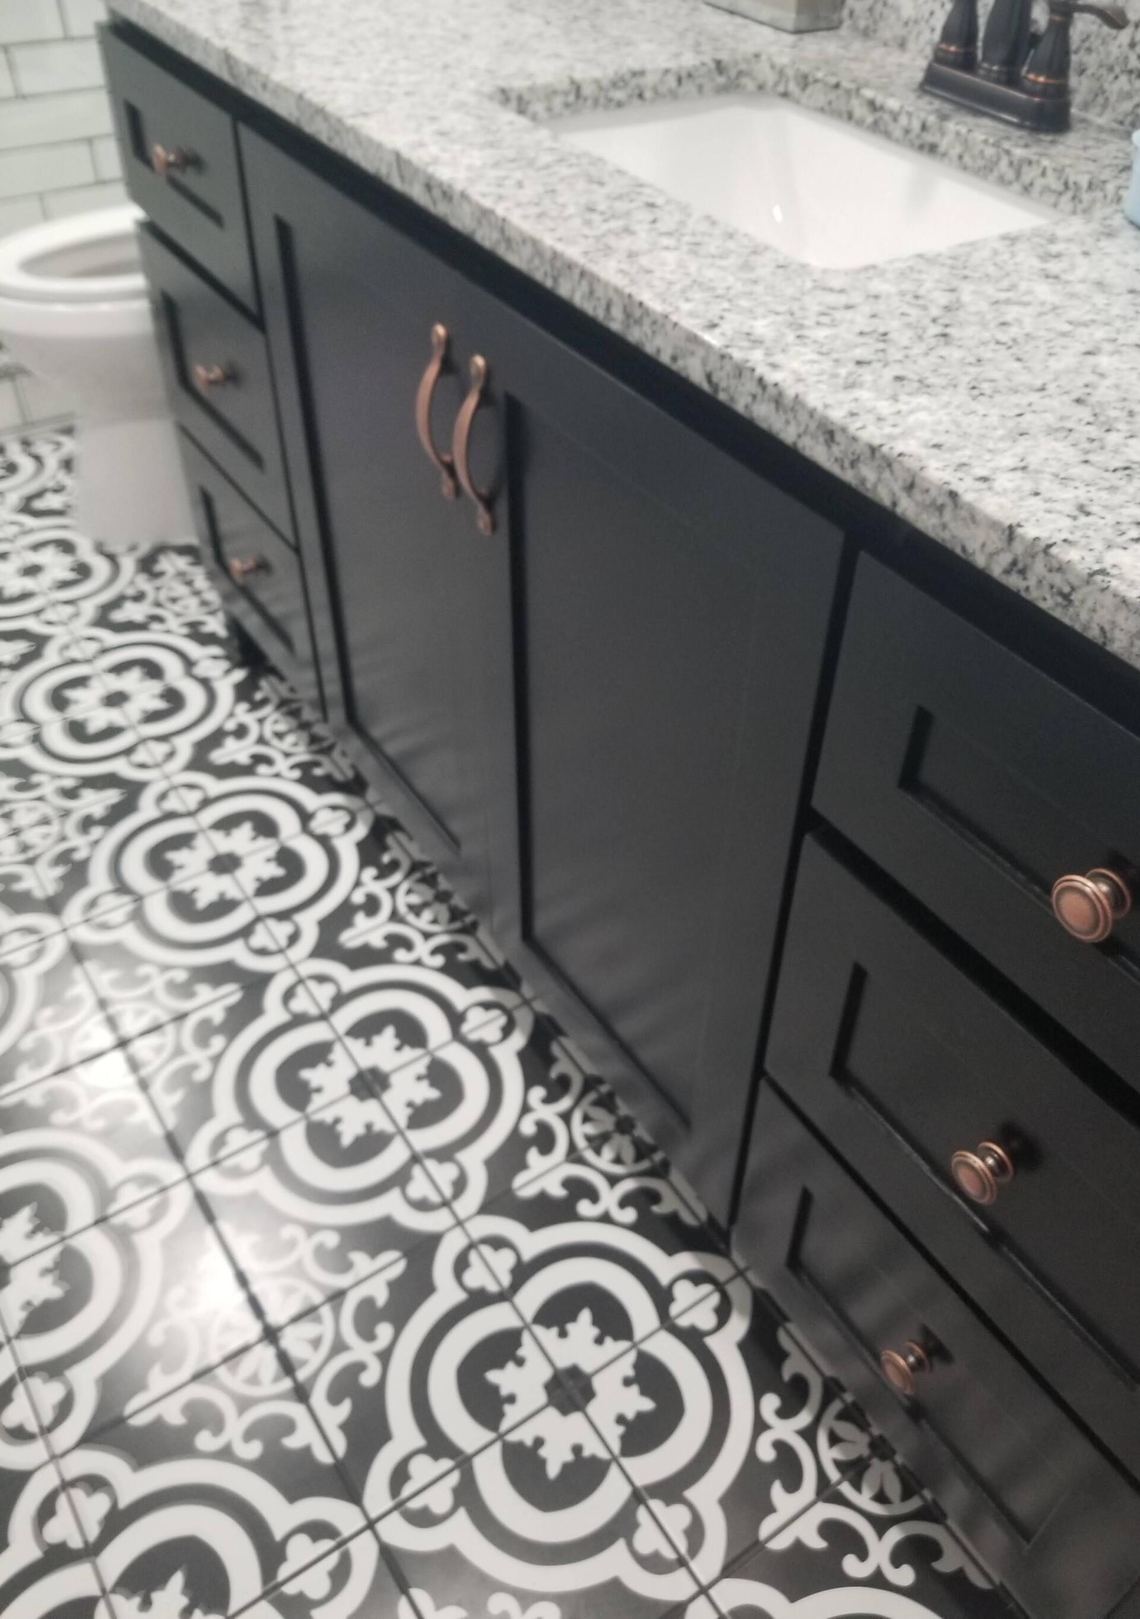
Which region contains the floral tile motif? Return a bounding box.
[0,435,1017,1619]
[62,886,297,1048]
[0,905,65,966]
[123,974,327,1173]
[190,1069,464,1324]
[0,1176,264,1467]
[454,1122,737,1349]
[392,1535,701,1619]
[75,1331,358,1523]
[0,1375,55,1546]
[0,1044,176,1193]
[524,1280,875,1592]
[285,814,521,993]
[194,663,372,804]
[376,1417,705,1619]
[275,957,552,1218]
[240,1525,413,1619]
[93,542,229,646]
[0,1455,111,1619]
[693,1456,1010,1619]
[0,766,140,920]
[1,930,123,1092]
[52,1445,375,1619]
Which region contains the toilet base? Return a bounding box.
[75,412,196,553]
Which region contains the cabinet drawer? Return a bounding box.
[737,1085,1140,1619]
[815,556,1140,1094]
[179,434,319,709]
[768,835,1140,1477]
[102,28,256,311]
[141,227,292,538]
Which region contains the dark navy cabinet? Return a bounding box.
[106,21,1140,1614]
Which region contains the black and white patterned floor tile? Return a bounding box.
[0,432,1022,1619]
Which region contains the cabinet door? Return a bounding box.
[457,293,843,1222]
[239,131,507,912]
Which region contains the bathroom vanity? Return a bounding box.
[102,5,1140,1615]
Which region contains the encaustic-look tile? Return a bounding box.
[0,1177,263,1462]
[0,929,125,1093]
[0,432,1019,1619]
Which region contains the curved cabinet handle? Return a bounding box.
[1050,867,1132,943]
[415,323,458,501]
[228,556,266,583]
[193,362,235,394]
[452,354,496,535]
[151,143,196,179]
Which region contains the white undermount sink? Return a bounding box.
[547,94,1058,269]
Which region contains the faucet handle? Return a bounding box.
[1023,0,1127,114]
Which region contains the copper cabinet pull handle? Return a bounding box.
[879,1340,932,1399]
[228,557,266,583]
[950,1140,1015,1206]
[1050,867,1132,943]
[451,353,495,535]
[151,143,196,179]
[193,363,234,394]
[415,323,458,500]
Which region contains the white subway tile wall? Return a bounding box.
[0,0,122,427]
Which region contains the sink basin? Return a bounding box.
[547,94,1057,269]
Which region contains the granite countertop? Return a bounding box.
[111,0,1140,672]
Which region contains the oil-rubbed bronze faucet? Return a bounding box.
[921,0,1128,133]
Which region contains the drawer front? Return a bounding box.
[179,433,319,708]
[141,227,292,538]
[102,28,256,311]
[737,1085,1140,1619]
[768,835,1140,1475]
[815,556,1140,1093]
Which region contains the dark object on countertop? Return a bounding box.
[922,0,1128,132]
[978,0,1031,80]
[932,0,979,71]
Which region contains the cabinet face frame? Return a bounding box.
[240,123,844,1226]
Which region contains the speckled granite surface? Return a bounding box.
[111,0,1140,672]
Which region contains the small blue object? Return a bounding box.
[1125,131,1140,228]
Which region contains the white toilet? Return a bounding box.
[0,203,194,551]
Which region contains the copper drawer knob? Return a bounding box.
[193,362,234,394]
[228,557,265,583]
[1051,868,1132,943]
[151,143,195,179]
[879,1340,931,1399]
[950,1141,1015,1206]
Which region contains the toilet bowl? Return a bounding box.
[0,203,194,551]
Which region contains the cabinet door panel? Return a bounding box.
[467,299,844,1221]
[240,131,503,909]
